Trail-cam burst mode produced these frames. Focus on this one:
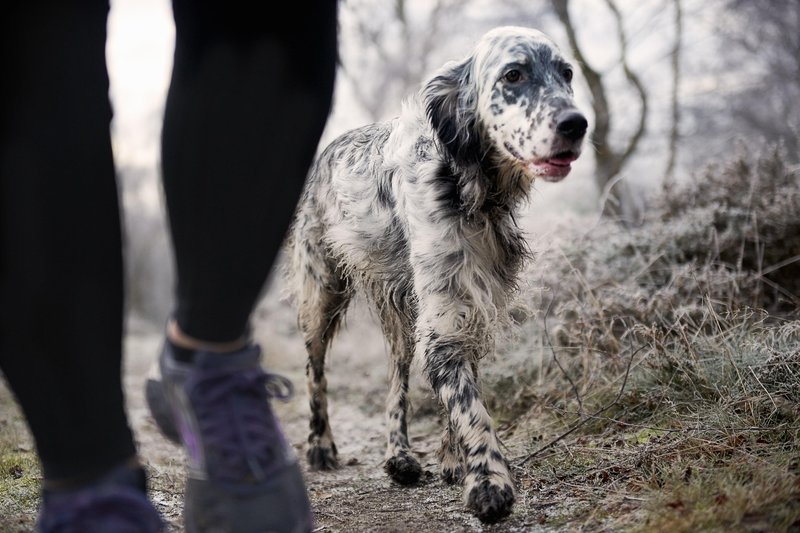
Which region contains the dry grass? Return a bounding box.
[0,385,40,533]
[485,144,800,531]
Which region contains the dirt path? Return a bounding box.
[122,282,559,532]
[1,254,572,532]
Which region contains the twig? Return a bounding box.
[544,293,584,415]
[760,253,800,276]
[516,343,645,466]
[624,495,647,502]
[748,365,778,411]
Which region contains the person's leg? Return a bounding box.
[0,2,161,530]
[150,2,337,531]
[162,0,338,345]
[0,0,134,486]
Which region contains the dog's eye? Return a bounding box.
[562,67,573,83]
[503,69,522,83]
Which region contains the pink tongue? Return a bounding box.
[547,157,573,166]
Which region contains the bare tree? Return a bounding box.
[550,0,648,221]
[663,0,683,191]
[714,0,800,160]
[339,0,473,122]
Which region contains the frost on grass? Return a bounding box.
[541,144,800,355]
[482,144,800,531]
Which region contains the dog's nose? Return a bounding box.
[556,111,588,141]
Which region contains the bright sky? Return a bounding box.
[106,0,174,172]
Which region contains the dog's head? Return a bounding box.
[423,26,587,182]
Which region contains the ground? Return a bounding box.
[3,258,800,532]
[0,283,568,533]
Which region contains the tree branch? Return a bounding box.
[663,0,683,189]
[516,343,645,466]
[602,0,648,177]
[550,0,611,155]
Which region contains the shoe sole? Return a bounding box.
[184,460,313,533]
[145,378,181,443]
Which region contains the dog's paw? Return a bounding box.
[384,452,422,485]
[466,478,515,524]
[307,445,338,471]
[440,463,464,485]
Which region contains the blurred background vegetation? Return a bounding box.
[109,0,800,324]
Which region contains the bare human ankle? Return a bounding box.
[166,319,248,354]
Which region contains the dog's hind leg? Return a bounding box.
[376,299,423,485]
[294,238,351,470]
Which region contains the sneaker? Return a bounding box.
[147,341,313,533]
[37,462,164,533]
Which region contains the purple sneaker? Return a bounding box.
[147,342,313,533]
[37,463,164,533]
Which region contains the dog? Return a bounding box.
[285,26,587,523]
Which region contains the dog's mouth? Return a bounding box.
[527,151,579,182]
[503,141,580,182]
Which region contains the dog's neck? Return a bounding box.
[449,145,531,220]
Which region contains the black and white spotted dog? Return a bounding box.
[285,26,587,523]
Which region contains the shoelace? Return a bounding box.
[189,368,294,483]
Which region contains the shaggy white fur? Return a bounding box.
[285,26,587,523]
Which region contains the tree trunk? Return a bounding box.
[551,0,648,223]
[663,0,683,192]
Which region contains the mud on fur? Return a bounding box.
[284,26,587,523]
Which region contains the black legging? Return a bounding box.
[0,1,337,482]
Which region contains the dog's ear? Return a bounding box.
[422,56,480,166]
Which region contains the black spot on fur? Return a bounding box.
[308,398,327,437]
[376,171,395,208]
[467,444,488,458]
[467,462,490,476]
[432,163,462,213]
[441,464,464,485]
[441,250,465,273]
[306,360,325,382]
[389,428,410,448]
[461,397,477,416]
[500,84,522,106]
[426,347,467,395]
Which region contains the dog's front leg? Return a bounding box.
[416,296,515,523]
[437,358,480,485]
